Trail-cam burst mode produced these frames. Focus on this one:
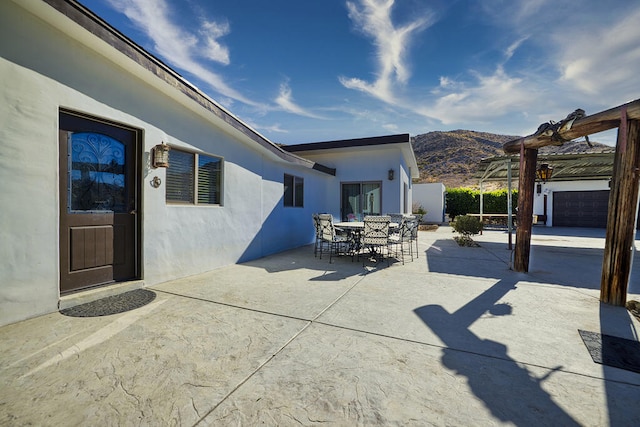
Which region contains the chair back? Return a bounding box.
[313,213,323,237]
[397,217,413,239]
[362,215,391,245]
[317,214,336,241]
[387,213,404,225]
[408,217,419,239]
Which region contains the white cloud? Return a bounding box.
[394,0,639,134]
[338,0,539,128]
[422,66,532,125]
[198,20,231,64]
[275,81,325,119]
[555,6,640,101]
[504,36,528,62]
[340,0,433,103]
[105,0,260,107]
[251,122,289,134]
[478,0,640,108]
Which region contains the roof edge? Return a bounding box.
[283,134,411,152]
[36,0,319,170]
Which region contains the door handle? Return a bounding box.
[130,210,137,215]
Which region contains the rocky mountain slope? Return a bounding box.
[412,130,611,188]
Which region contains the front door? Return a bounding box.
[59,112,140,293]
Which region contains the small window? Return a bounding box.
[166,148,222,205]
[284,174,304,207]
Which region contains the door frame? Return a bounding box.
[58,109,142,294]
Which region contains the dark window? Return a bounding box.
[284,174,304,207]
[166,148,222,205]
[340,182,382,221]
[198,154,222,204]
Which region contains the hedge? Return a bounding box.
[446,188,518,219]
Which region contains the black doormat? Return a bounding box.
[60,289,156,317]
[578,330,640,374]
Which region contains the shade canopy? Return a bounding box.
[474,150,615,184]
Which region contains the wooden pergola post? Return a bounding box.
[502,99,640,304]
[600,117,640,305]
[513,147,537,272]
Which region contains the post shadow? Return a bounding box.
[414,278,581,426]
[598,302,640,426]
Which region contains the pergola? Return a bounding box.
[473,151,616,248]
[503,98,640,306]
[475,151,615,184]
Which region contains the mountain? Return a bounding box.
[411,130,611,188]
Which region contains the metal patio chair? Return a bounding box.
[312,213,322,257]
[359,215,391,266]
[388,217,413,265]
[317,214,352,263]
[407,216,419,258]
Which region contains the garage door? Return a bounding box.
[553,190,610,228]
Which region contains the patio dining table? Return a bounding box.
[334,221,400,256]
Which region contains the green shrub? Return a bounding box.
[412,202,427,215]
[446,187,518,219]
[452,215,483,236]
[446,188,477,219]
[452,215,483,246]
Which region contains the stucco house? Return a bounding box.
[284,135,420,221]
[0,0,418,326]
[411,183,447,224]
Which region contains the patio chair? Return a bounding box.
[359,215,391,266]
[407,216,419,258]
[388,217,413,265]
[312,213,322,257]
[317,214,352,263]
[387,213,405,225]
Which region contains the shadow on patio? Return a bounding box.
[417,228,640,426]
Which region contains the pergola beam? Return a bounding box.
[504,99,640,154]
[503,98,640,306]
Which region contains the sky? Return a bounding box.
[79,0,640,146]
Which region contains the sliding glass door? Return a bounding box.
[341,182,382,221]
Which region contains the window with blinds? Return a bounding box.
[284,174,303,207]
[166,148,222,205]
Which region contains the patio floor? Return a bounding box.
[1,226,640,425]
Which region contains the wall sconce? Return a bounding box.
[388,169,395,181]
[152,142,170,168]
[536,163,553,182]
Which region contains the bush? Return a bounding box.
[452,215,483,246]
[446,188,477,220]
[412,202,427,215]
[446,187,518,220]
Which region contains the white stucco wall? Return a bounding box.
[0,1,329,326]
[532,180,610,227]
[412,183,446,223]
[290,145,412,220]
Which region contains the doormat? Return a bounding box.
[578,330,640,374]
[60,289,156,317]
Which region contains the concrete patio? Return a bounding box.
[1,226,640,426]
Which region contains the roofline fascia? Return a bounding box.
[284,133,411,152]
[284,133,419,179]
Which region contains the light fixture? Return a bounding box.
[388,169,395,181]
[536,163,553,182]
[152,142,170,168]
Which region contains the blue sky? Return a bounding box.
[80,0,640,146]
